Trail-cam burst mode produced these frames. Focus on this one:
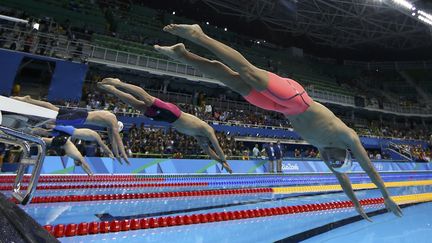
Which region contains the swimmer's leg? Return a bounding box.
[155,44,289,112]
[163,24,269,91]
[12,96,59,111]
[99,78,154,106]
[154,43,251,96]
[98,84,149,110]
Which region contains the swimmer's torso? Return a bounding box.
[288,101,351,149]
[173,112,209,137]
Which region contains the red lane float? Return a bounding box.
[45,197,385,238]
[0,182,208,191]
[28,188,273,204]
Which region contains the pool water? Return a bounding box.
[2,172,431,242]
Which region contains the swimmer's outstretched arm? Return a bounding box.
[195,136,223,161]
[72,128,115,159]
[12,96,59,111]
[30,127,52,137]
[200,128,233,173]
[331,169,371,221]
[85,110,129,165]
[346,132,403,217]
[62,139,94,176]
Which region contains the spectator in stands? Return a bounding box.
[274,141,283,173]
[375,152,382,160]
[294,148,301,158]
[252,144,260,158]
[265,142,275,173]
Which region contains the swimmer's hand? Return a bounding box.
[221,161,233,174]
[355,204,372,222]
[75,160,94,176]
[122,156,131,166]
[384,197,403,217]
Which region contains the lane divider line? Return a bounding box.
[26,188,272,204]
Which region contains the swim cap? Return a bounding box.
[117,121,124,132]
[50,134,70,148]
[329,150,352,173]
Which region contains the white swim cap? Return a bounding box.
[117,121,124,132]
[329,150,352,173]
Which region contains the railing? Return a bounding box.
[1,26,431,116]
[388,142,413,161]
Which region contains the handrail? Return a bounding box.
[0,126,46,205]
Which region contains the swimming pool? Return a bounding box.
[3,172,432,242]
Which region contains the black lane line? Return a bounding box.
[274,202,423,243]
[96,189,374,221]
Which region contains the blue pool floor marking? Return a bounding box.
[274,202,421,243]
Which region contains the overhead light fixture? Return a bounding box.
[392,0,413,10]
[418,15,432,25]
[418,10,432,21]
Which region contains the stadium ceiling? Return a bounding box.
[195,0,432,50]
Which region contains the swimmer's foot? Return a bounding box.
[12,95,31,102]
[221,161,233,174]
[154,43,187,60]
[162,24,204,42]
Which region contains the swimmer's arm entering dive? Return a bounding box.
[346,132,403,217]
[200,128,233,173]
[195,136,223,161]
[42,137,94,176]
[62,139,94,176]
[331,168,371,221]
[72,128,115,159]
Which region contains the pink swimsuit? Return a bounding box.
[243,72,312,116]
[144,98,182,123]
